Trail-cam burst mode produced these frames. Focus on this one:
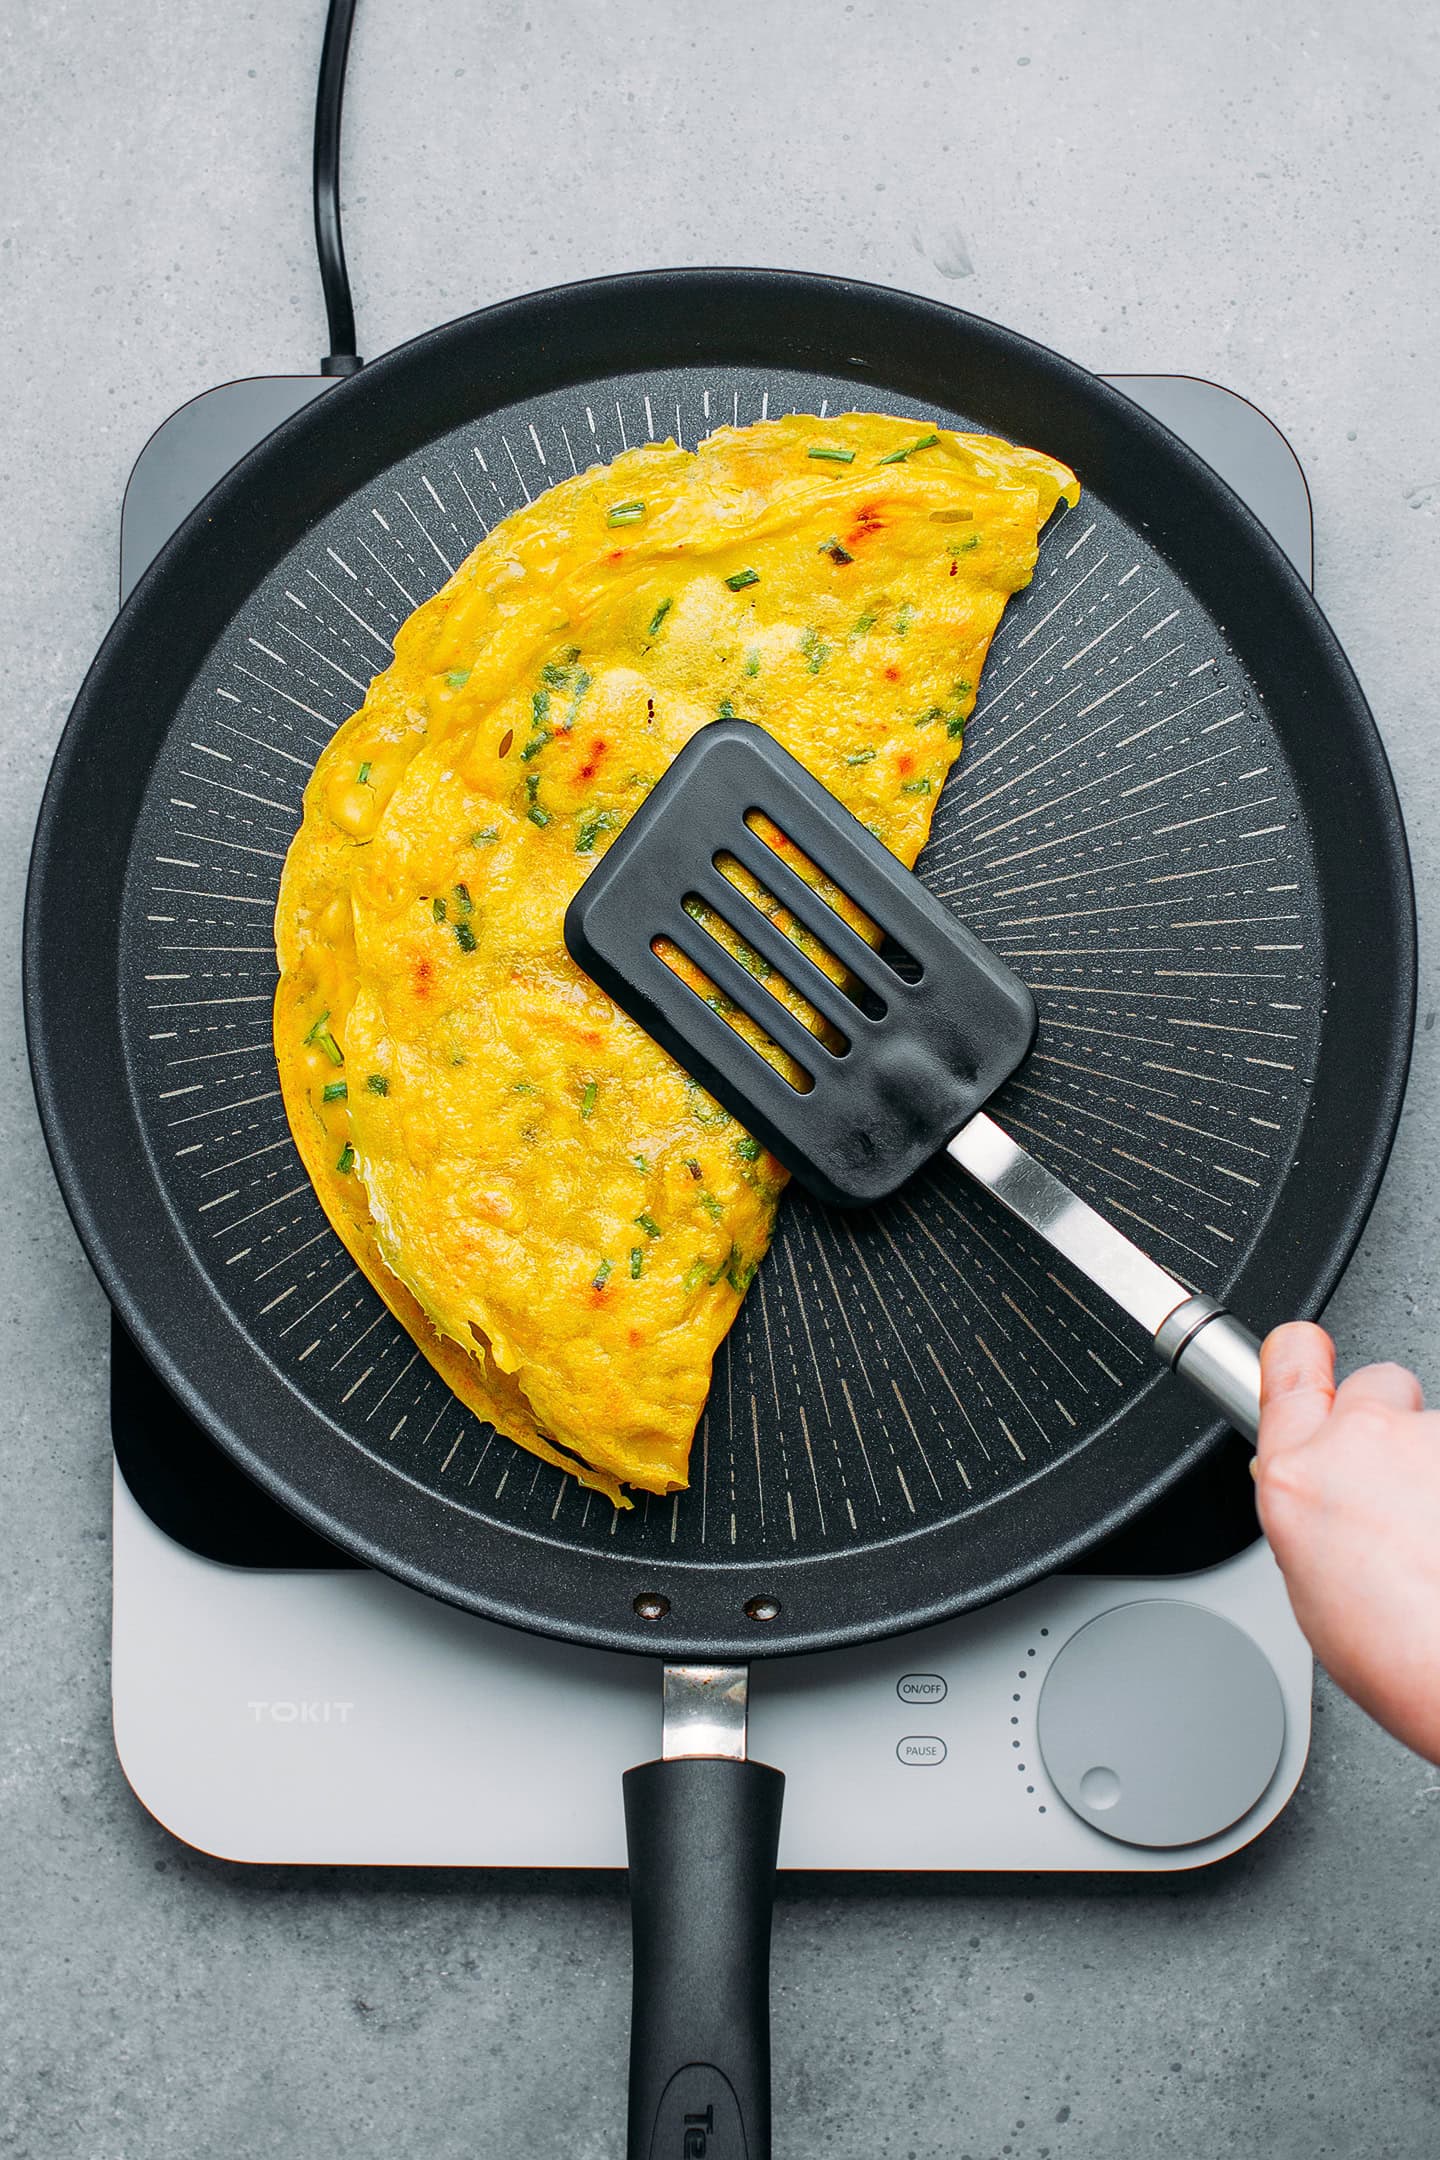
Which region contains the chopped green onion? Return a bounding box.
[526,801,549,826]
[557,671,593,734]
[743,648,761,678]
[701,1191,724,1221]
[580,1080,598,1119]
[727,1252,758,1294]
[521,729,552,761]
[322,1080,348,1103]
[877,431,940,466]
[356,761,372,785]
[335,1143,355,1175]
[947,715,965,739]
[432,896,448,923]
[593,1257,613,1289]
[819,537,854,565]
[635,1211,662,1240]
[725,568,760,591]
[453,883,473,916]
[633,1154,651,1173]
[852,611,877,635]
[952,677,974,698]
[302,1012,344,1068]
[629,1248,644,1280]
[445,667,471,689]
[844,747,876,765]
[607,500,645,526]
[717,698,736,721]
[683,1259,709,1294]
[469,827,499,846]
[800,628,830,674]
[901,776,933,795]
[541,662,572,688]
[647,598,673,637]
[807,445,855,463]
[454,920,478,952]
[735,1136,762,1162]
[574,809,617,855]
[365,1073,389,1096]
[532,689,550,724]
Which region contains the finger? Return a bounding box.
[1334,1360,1425,1415]
[1258,1323,1336,1458]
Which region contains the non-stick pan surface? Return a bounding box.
[25,271,1414,1660]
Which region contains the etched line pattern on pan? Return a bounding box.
[122,368,1320,1560]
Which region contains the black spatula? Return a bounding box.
[565,719,1263,1440]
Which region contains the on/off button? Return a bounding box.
[897,1673,947,1705]
[897,1735,947,1766]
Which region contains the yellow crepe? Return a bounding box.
[274,414,1078,1505]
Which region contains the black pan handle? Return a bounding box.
[623,1755,785,2160]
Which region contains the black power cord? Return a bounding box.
[314,0,363,375]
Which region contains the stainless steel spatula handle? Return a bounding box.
[947,1113,1262,1442]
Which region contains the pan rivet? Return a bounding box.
[633,1592,670,1621]
[744,1596,782,1624]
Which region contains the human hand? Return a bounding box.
[1255,1322,1440,1765]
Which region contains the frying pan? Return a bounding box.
[25,272,1414,2157]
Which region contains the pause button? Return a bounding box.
[896,1735,948,1766]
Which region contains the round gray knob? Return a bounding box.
[1036,1600,1285,1849]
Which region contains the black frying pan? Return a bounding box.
[25,273,1414,2157]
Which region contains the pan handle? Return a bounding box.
[623,1753,785,2160]
[1154,1296,1262,1444]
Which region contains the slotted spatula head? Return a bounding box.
[563,720,1037,1207]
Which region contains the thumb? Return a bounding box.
[1258,1322,1336,1460]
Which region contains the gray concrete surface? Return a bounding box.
[3,1,1439,2154]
